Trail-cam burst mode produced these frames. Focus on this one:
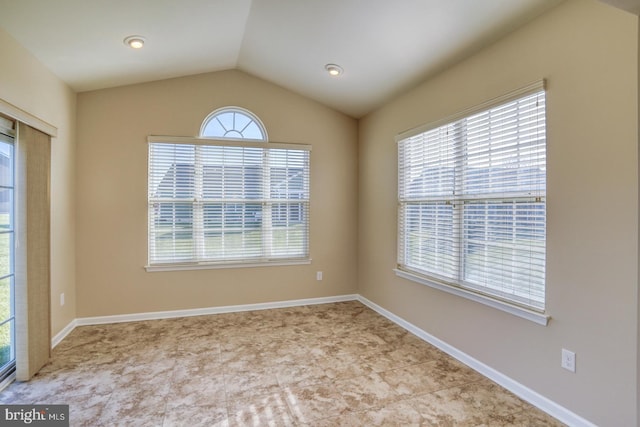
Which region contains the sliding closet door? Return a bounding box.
[15,123,50,381]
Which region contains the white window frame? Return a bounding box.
[200,106,268,141]
[147,107,310,272]
[395,81,549,325]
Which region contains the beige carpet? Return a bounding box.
[0,301,564,426]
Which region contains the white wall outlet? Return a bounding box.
[60,293,65,306]
[316,271,323,281]
[561,348,576,372]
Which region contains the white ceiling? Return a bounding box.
[0,0,566,118]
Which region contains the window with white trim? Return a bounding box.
[397,83,546,312]
[147,108,310,269]
[200,107,267,140]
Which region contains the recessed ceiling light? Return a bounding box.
[325,64,343,77]
[124,35,145,49]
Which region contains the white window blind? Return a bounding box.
[148,138,310,267]
[397,82,546,311]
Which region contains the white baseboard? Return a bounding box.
[74,294,358,326]
[51,318,78,349]
[50,292,593,427]
[51,294,359,347]
[356,295,596,427]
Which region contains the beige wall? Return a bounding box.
[358,1,638,425]
[76,70,358,317]
[3,0,639,424]
[0,29,77,337]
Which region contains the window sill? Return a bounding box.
[394,268,550,326]
[146,258,312,272]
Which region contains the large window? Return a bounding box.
[397,82,546,314]
[147,108,310,269]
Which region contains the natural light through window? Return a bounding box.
[147,108,310,271]
[396,82,547,317]
[201,107,267,140]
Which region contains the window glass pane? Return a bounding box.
[202,119,226,138]
[149,202,194,262]
[155,164,194,199]
[0,135,13,376]
[272,202,306,228]
[269,150,307,199]
[242,122,264,140]
[462,92,546,196]
[203,203,223,230]
[403,202,456,280]
[399,126,456,199]
[0,277,11,322]
[271,202,307,257]
[216,112,234,134]
[0,320,13,366]
[0,142,13,188]
[149,144,194,199]
[234,113,251,133]
[204,203,263,259]
[463,200,545,308]
[201,146,263,200]
[0,233,12,278]
[153,202,193,226]
[203,164,223,199]
[0,189,12,230]
[201,108,266,141]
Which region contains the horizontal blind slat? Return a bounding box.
[149,142,310,265]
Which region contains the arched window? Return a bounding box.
[147,106,311,270]
[200,107,267,141]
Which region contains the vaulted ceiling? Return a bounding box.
[0,0,576,117]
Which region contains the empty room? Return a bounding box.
[0,0,638,425]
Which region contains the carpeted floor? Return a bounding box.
[0,301,564,426]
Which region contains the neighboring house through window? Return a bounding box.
[147,107,310,270]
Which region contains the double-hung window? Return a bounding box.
[397,82,547,319]
[147,108,310,270]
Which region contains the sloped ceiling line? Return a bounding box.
[0,0,564,118]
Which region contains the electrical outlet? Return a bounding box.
[561,349,576,372]
[60,293,65,306]
[316,271,323,281]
